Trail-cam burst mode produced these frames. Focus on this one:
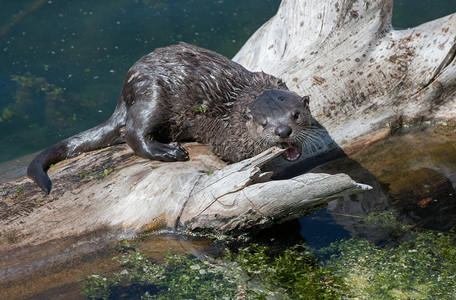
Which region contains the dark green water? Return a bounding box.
[1,0,455,163]
[0,0,281,163]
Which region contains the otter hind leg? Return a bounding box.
[124,102,189,162]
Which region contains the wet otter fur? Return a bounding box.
[27,43,312,194]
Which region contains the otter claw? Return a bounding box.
[166,142,189,161]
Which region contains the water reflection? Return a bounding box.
[302,124,456,246]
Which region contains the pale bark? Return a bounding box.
[234,0,456,152]
[0,143,370,253]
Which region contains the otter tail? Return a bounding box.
[27,101,127,194]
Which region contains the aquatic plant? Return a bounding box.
[79,172,94,180]
[199,170,214,176]
[2,72,80,146]
[194,105,207,114]
[81,243,345,299]
[15,186,24,195]
[79,168,114,180]
[81,216,456,299]
[322,229,456,299]
[1,73,47,123]
[228,244,347,299]
[81,273,118,300]
[99,168,114,178]
[81,250,237,299]
[0,107,14,123]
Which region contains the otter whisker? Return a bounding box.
[299,128,326,144]
[297,130,327,153]
[303,134,326,150]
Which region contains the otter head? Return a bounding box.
[246,90,311,161]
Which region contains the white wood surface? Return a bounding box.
[234,0,456,149]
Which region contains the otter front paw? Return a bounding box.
[149,141,189,162]
[165,142,189,161]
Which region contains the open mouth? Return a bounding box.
[279,142,302,161]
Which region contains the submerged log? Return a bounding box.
[234,0,456,153]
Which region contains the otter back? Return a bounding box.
[27,43,312,194]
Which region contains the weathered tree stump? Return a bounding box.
[234,0,456,154]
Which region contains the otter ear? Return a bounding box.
[301,95,310,107]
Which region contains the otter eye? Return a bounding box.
[293,112,300,120]
[259,119,268,128]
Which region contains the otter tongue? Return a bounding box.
[282,143,301,161]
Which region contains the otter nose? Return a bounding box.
[275,125,292,138]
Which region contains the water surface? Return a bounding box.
[0,0,281,163]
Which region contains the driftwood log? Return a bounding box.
[2,0,455,282]
[0,144,370,249]
[0,144,370,281]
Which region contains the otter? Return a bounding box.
[27,43,312,194]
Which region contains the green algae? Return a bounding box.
[322,229,456,299]
[81,213,456,299]
[81,242,347,299]
[2,72,78,133]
